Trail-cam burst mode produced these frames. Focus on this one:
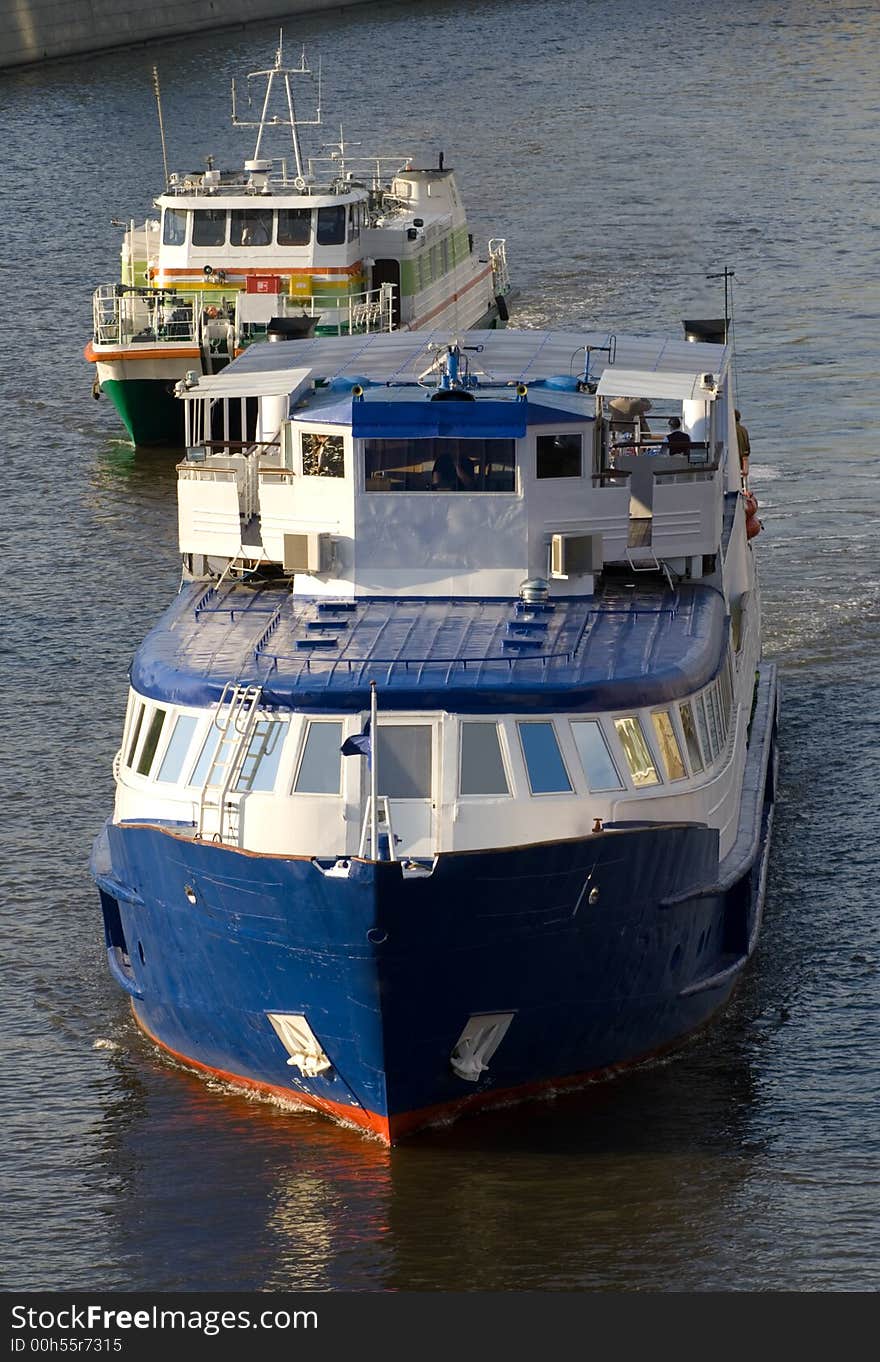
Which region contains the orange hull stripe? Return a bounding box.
[132,1007,393,1144]
[131,1000,707,1145]
[86,342,201,363]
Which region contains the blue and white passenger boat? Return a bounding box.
[90,323,778,1143]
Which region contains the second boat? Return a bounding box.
[84,37,513,448]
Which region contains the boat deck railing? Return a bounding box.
[91,280,397,348]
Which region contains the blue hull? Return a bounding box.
[91,667,777,1143]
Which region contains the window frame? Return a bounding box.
[650,708,688,783]
[570,718,624,792]
[292,719,345,796]
[536,431,584,480]
[516,720,573,796]
[612,714,662,789]
[458,720,511,799]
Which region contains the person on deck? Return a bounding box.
[665,417,692,453]
[735,409,751,485]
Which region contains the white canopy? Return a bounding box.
[595,368,721,402]
[179,367,313,402]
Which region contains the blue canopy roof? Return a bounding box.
[129,580,728,715]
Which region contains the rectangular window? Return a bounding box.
[613,716,660,787]
[301,432,345,477]
[376,725,432,799]
[188,724,232,788]
[651,710,687,781]
[278,208,312,245]
[235,719,287,792]
[156,714,199,784]
[162,208,187,246]
[295,721,344,794]
[517,722,572,794]
[347,204,358,243]
[364,438,516,492]
[536,433,582,479]
[694,695,713,763]
[718,656,733,724]
[136,708,167,776]
[678,701,704,773]
[126,702,146,767]
[571,720,623,791]
[702,691,720,758]
[192,209,227,246]
[439,238,449,274]
[231,208,273,247]
[460,722,509,796]
[316,205,346,245]
[719,681,730,746]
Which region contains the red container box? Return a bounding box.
[246,275,282,294]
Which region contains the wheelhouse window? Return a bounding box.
[703,689,721,756]
[517,722,572,795]
[136,707,167,776]
[364,438,516,492]
[294,721,344,794]
[231,208,273,246]
[536,433,582,479]
[126,701,146,767]
[316,205,346,245]
[650,710,687,781]
[156,714,199,784]
[347,204,359,243]
[235,719,288,793]
[571,720,623,791]
[192,209,227,246]
[278,208,312,245]
[376,725,432,799]
[613,716,660,788]
[459,722,509,796]
[301,432,345,477]
[694,695,713,764]
[188,724,233,788]
[162,208,187,246]
[678,701,704,773]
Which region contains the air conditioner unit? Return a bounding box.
[283,532,335,574]
[550,532,603,579]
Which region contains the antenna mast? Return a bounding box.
[707,266,735,342]
[231,30,322,185]
[152,66,170,188]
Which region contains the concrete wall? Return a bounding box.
[0,0,376,70]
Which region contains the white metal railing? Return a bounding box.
[92,279,397,349]
[488,238,510,296]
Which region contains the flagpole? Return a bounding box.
[370,680,378,861]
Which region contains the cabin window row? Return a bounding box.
[296,431,586,490]
[162,203,367,249]
[121,670,734,800]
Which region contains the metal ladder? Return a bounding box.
[197,683,263,842]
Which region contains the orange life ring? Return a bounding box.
[743,490,762,538]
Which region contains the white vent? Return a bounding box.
[450,1011,515,1082]
[550,532,603,580]
[283,532,335,574]
[267,1013,332,1077]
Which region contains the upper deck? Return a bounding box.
[175,327,737,593]
[131,575,728,714]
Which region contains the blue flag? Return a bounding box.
[341,718,371,767]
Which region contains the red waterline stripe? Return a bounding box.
[132,996,730,1144]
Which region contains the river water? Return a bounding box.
[2,0,879,1294]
